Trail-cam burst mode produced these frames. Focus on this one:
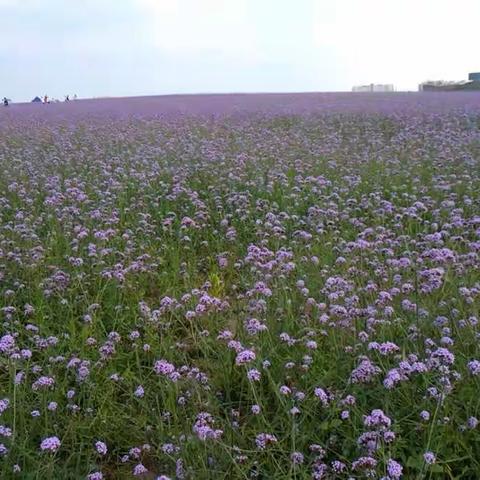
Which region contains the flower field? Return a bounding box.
[1,93,480,479]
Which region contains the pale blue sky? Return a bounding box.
[1,0,479,102]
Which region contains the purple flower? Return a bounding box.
[468,360,480,376]
[247,368,261,381]
[40,436,61,452]
[175,459,185,479]
[420,410,430,421]
[290,451,304,465]
[0,399,10,415]
[235,349,256,366]
[352,456,377,471]
[87,473,104,480]
[368,341,399,355]
[314,387,329,406]
[95,441,108,455]
[467,416,479,429]
[134,385,145,398]
[192,412,223,441]
[244,318,268,335]
[351,358,381,384]
[32,376,55,391]
[423,451,436,465]
[154,359,176,376]
[161,443,179,455]
[431,347,455,365]
[255,433,278,450]
[0,334,15,354]
[387,458,403,478]
[133,463,148,476]
[0,425,12,437]
[331,460,346,473]
[279,385,291,395]
[363,409,392,429]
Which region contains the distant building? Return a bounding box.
[419,72,480,91]
[31,96,42,103]
[419,80,464,91]
[352,84,394,93]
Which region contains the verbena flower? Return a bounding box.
[40,436,61,452]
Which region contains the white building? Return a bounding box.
[352,84,395,93]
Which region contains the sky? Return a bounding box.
[1,0,479,102]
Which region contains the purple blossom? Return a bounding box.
[363,409,392,429]
[0,334,15,354]
[134,385,145,398]
[467,416,479,429]
[352,456,377,471]
[423,451,436,465]
[32,376,55,391]
[279,385,291,395]
[133,463,148,476]
[247,368,261,381]
[192,412,223,441]
[255,433,278,450]
[87,473,104,480]
[290,451,304,465]
[0,399,10,415]
[331,460,346,473]
[40,436,61,452]
[351,358,381,384]
[314,387,329,406]
[154,359,176,376]
[235,349,256,366]
[420,410,430,421]
[95,441,108,455]
[468,360,480,376]
[387,458,403,478]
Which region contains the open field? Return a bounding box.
[1,92,480,478]
[4,91,480,118]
